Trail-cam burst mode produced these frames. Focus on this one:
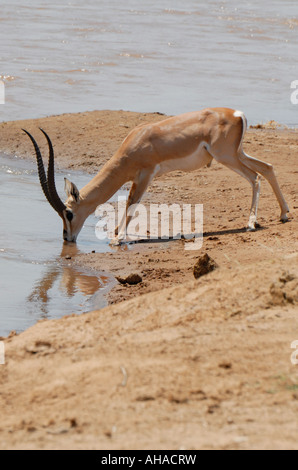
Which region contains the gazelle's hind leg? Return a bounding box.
[206,145,261,231]
[112,168,154,245]
[239,151,289,222]
[218,159,261,231]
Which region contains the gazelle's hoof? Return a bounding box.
[280,205,290,223]
[247,214,258,232]
[110,237,121,246]
[247,219,257,232]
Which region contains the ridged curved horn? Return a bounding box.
[39,128,66,215]
[22,129,52,205]
[22,129,66,216]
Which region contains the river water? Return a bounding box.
[1,0,297,126]
[0,154,116,337]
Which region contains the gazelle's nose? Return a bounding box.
[63,230,76,243]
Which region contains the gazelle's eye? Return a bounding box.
[66,211,73,222]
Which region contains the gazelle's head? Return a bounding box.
[23,128,86,243]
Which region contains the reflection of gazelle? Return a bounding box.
[27,243,109,316]
[23,108,289,244]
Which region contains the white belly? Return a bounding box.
[156,141,212,176]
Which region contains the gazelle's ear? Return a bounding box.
[64,178,80,202]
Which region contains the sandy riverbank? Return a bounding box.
[0,110,297,449]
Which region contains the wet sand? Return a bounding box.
[0,110,297,449]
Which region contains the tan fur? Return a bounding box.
[61,108,289,243]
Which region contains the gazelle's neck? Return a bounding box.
[79,156,132,216]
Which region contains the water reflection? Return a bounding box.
[27,243,112,318]
[0,153,117,336]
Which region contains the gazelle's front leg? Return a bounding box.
[111,168,154,245]
[114,181,137,238]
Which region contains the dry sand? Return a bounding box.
[0,110,297,450]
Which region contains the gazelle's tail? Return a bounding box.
[234,110,247,152]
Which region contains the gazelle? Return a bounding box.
[23,107,289,244]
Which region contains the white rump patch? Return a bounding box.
[234,110,244,118]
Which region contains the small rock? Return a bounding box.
[207,403,220,414]
[219,361,232,369]
[193,253,218,279]
[116,274,142,285]
[8,330,17,339]
[270,283,285,306]
[70,418,78,428]
[25,340,55,356]
[269,279,298,306]
[279,272,296,284]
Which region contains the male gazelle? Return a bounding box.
[23,108,289,244]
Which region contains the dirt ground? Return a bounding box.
[0,110,297,450]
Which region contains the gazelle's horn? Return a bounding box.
[39,128,66,215]
[22,129,66,216]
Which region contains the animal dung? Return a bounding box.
[193,253,218,279]
[116,273,143,285]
